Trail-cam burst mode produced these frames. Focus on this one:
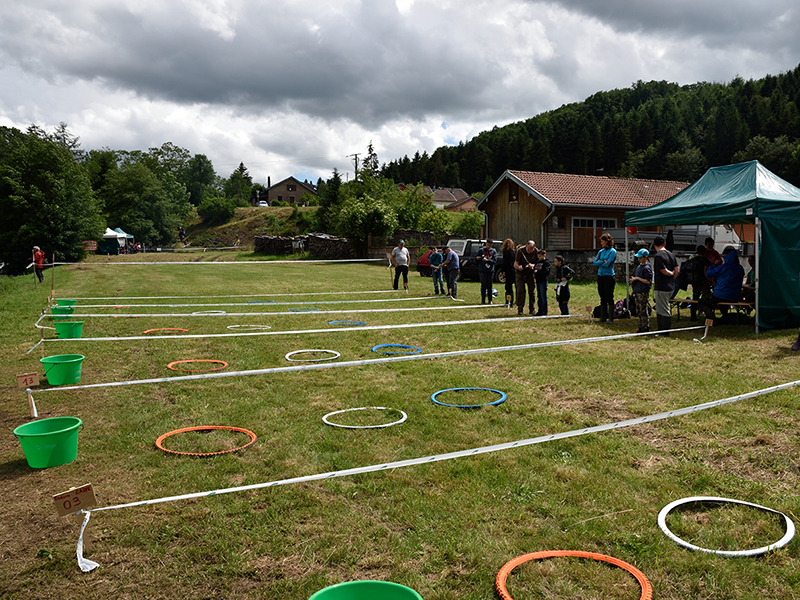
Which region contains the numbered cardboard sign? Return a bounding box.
[16,373,39,388]
[705,318,715,327]
[53,484,97,516]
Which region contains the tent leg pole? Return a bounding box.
[755,217,760,335]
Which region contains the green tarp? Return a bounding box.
[625,161,800,330]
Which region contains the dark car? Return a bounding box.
[459,240,505,283]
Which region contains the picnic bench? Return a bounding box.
[669,298,754,323]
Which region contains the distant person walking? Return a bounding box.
[391,239,410,292]
[593,233,617,323]
[33,246,45,283]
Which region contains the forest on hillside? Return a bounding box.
[381,64,800,192]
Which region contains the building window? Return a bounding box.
[287,184,296,191]
[289,196,295,204]
[508,183,519,203]
[572,217,616,249]
[277,195,283,202]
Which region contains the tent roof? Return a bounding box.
[113,227,134,239]
[103,227,123,239]
[626,160,800,226]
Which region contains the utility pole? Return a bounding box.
[347,153,360,181]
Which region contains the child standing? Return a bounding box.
[552,255,575,315]
[629,248,653,333]
[532,249,550,316]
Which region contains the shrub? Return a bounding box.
[197,196,237,225]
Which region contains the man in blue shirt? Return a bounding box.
[442,244,460,298]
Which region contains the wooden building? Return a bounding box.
[477,170,688,250]
[266,176,317,205]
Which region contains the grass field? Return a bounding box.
[1,254,799,599]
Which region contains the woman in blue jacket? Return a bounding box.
[700,249,744,319]
[593,233,617,323]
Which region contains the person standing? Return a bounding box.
[501,238,516,307]
[552,255,575,315]
[532,249,550,315]
[629,249,653,333]
[593,233,617,323]
[429,246,444,295]
[33,246,45,283]
[477,239,498,304]
[442,244,460,298]
[391,239,410,292]
[514,240,538,315]
[653,235,680,336]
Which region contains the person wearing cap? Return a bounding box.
[391,239,410,292]
[441,244,460,298]
[629,248,653,333]
[32,246,45,283]
[477,239,498,304]
[653,234,679,336]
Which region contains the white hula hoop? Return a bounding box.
[285,349,341,362]
[322,406,408,429]
[192,310,227,315]
[657,495,796,557]
[226,324,272,330]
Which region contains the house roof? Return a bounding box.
[479,170,689,209]
[267,176,317,195]
[445,196,478,211]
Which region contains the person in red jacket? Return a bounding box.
[33,246,45,283]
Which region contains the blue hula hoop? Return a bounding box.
[288,307,319,312]
[371,343,422,355]
[328,320,367,327]
[431,387,507,408]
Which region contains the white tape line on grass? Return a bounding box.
[66,290,399,300]
[46,314,560,342]
[75,376,800,573]
[59,258,385,266]
[38,327,701,392]
[78,296,440,308]
[56,303,505,319]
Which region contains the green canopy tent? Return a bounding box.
[624,160,800,332]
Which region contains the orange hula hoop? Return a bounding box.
[495,550,653,600]
[144,328,189,334]
[167,359,229,372]
[155,425,257,457]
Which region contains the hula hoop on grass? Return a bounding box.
[371,343,422,355]
[288,307,319,312]
[155,425,257,457]
[496,550,653,600]
[226,324,272,330]
[328,320,367,327]
[322,406,408,429]
[192,310,227,315]
[657,496,796,557]
[431,387,507,408]
[143,328,189,334]
[167,359,229,372]
[285,349,341,362]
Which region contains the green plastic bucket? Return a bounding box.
[13,416,82,468]
[54,321,84,339]
[309,581,423,600]
[40,354,85,385]
[56,299,77,307]
[51,306,75,320]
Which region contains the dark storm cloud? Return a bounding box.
[0,1,505,127]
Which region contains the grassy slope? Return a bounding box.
[184,206,318,249]
[0,259,798,599]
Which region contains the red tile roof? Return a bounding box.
[507,170,688,208]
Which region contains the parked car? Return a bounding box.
[257,200,268,207]
[417,239,505,283]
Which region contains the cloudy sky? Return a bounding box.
[1,0,798,186]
